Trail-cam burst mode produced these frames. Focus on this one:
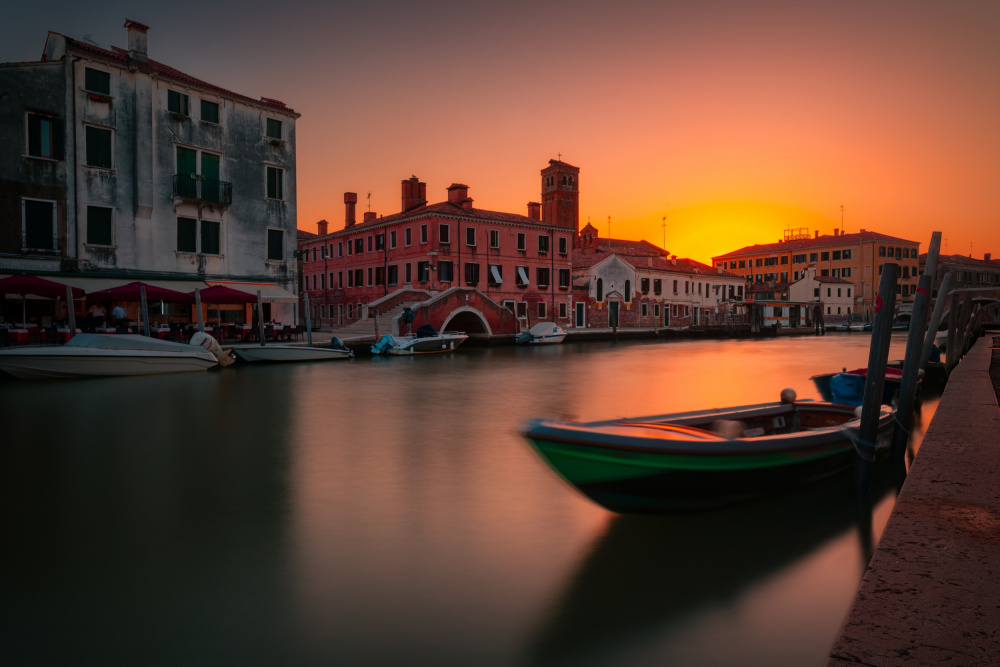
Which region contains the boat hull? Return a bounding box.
[0,348,217,379]
[229,345,352,363]
[387,333,468,355]
[524,402,894,513]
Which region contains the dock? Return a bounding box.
[827,333,1000,666]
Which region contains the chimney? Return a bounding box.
[833,229,839,236]
[447,183,469,205]
[860,228,866,233]
[344,192,357,228]
[124,19,149,63]
[461,198,474,210]
[815,230,819,238]
[527,202,541,220]
[401,176,426,212]
[986,253,992,261]
[317,219,328,236]
[363,211,377,222]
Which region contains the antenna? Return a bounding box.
[607,216,612,240]
[662,216,667,251]
[367,192,371,212]
[840,204,844,233]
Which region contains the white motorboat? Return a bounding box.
[371,326,468,356]
[516,322,567,344]
[229,337,353,363]
[0,333,220,379]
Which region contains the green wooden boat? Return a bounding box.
[523,400,894,513]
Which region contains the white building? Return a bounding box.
[788,266,855,322]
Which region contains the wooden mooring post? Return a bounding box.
[854,262,898,492]
[920,271,954,370]
[304,291,313,346]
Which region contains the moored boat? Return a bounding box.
[516,322,567,344]
[0,333,221,379]
[371,325,468,355]
[523,397,893,513]
[809,367,906,406]
[228,337,353,363]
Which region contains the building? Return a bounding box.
[0,20,300,324]
[572,222,746,328]
[712,228,921,321]
[299,160,580,336]
[921,252,1000,298]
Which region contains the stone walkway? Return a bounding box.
[827,333,1000,666]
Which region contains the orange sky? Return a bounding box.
[6,1,999,264]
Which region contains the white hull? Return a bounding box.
[0,347,217,379]
[229,345,352,363]
[528,332,567,344]
[517,322,567,344]
[387,333,468,355]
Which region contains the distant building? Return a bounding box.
[712,229,921,321]
[0,20,300,323]
[788,265,855,323]
[921,252,1000,298]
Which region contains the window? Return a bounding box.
[367,235,373,252]
[354,268,363,286]
[266,118,282,140]
[558,236,568,255]
[466,227,476,247]
[85,126,112,168]
[177,217,197,252]
[596,278,603,301]
[490,229,500,248]
[338,271,343,288]
[809,252,818,262]
[464,262,479,285]
[625,280,632,303]
[405,228,412,246]
[821,269,829,276]
[439,224,450,244]
[388,265,398,285]
[832,250,841,260]
[842,267,852,277]
[847,288,852,297]
[84,67,111,94]
[641,278,650,293]
[516,266,530,288]
[739,259,747,268]
[266,166,284,200]
[653,279,661,294]
[814,288,820,297]
[420,225,428,244]
[417,261,430,282]
[267,229,284,260]
[438,261,453,282]
[374,267,385,286]
[367,267,373,286]
[879,246,886,257]
[405,263,411,283]
[168,90,189,116]
[827,288,832,297]
[559,268,570,289]
[560,303,568,319]
[903,248,910,259]
[842,249,852,259]
[792,254,806,264]
[538,302,547,319]
[390,230,397,249]
[837,288,842,297]
[87,206,113,246]
[201,220,220,255]
[354,238,364,254]
[201,100,220,124]
[27,113,58,159]
[780,255,789,265]
[820,251,829,261]
[537,267,550,288]
[375,234,384,251]
[23,199,56,250]
[489,264,503,285]
[642,303,648,317]
[673,280,678,294]
[517,233,526,251]
[538,235,549,254]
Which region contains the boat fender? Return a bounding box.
[190,331,235,367]
[711,419,746,439]
[780,388,796,404]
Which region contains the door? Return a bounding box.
[201,152,220,202]
[176,146,197,198]
[575,301,585,328]
[609,301,620,328]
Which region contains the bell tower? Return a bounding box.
[540,159,579,236]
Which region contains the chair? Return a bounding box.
[264,324,274,343]
[0,328,9,348]
[44,325,59,345]
[169,323,181,342]
[288,325,300,341]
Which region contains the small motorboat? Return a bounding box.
[523,392,894,513]
[0,333,223,379]
[516,322,567,345]
[228,337,353,363]
[371,325,468,356]
[809,367,908,406]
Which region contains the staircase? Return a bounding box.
[330,303,418,341]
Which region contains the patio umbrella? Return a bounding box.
[0,273,84,325]
[85,281,192,302]
[194,284,258,330]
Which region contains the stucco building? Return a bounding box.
[0,20,300,323]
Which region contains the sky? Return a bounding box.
[4,0,998,264]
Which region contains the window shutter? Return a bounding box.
[28,114,41,156]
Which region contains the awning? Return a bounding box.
[206,281,297,301]
[490,265,503,284]
[517,266,530,286]
[32,276,211,296]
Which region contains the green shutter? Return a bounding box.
[267,229,283,260]
[201,153,219,181]
[177,217,197,252]
[86,206,113,245]
[86,126,112,168]
[266,118,282,139]
[201,220,220,255]
[177,147,197,176]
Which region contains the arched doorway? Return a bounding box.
[443,307,492,339]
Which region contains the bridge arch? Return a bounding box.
[442,306,492,337]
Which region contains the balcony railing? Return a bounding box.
[173,174,233,206]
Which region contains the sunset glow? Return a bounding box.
[6,1,998,263]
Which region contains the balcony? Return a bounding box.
[173,174,233,207]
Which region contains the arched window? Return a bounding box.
[596,278,603,302]
[624,280,631,303]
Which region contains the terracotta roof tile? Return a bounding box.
[714,230,919,260]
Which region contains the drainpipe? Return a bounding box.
[69,57,81,269]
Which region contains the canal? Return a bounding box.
[0,333,936,666]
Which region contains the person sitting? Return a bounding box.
[89,304,106,327]
[112,305,128,333]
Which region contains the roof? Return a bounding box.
[297,229,318,242]
[748,282,791,294]
[714,230,920,260]
[926,253,1000,269]
[572,238,742,279]
[814,275,853,284]
[45,31,297,115]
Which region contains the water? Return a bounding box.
[0,333,937,666]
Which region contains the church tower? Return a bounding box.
[540,159,579,236]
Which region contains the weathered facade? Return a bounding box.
[787,265,855,322]
[0,20,300,322]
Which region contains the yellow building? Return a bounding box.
[712,229,920,321]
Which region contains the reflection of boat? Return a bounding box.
[0,333,220,379]
[526,469,897,666]
[523,398,893,513]
[370,325,468,356]
[887,359,948,395]
[228,338,353,363]
[831,323,866,332]
[516,322,567,344]
[810,367,905,405]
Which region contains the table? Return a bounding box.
[8,329,30,345]
[41,328,82,344]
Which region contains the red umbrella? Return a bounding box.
[0,274,84,325]
[85,281,192,302]
[196,284,258,304]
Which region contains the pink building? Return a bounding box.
[299,160,579,337]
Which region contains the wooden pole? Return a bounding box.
[65,285,77,339]
[373,307,380,341]
[195,288,204,333]
[890,270,934,473]
[946,293,960,368]
[304,291,313,346]
[955,296,973,361]
[854,262,898,492]
[920,271,953,370]
[257,291,266,346]
[140,285,150,338]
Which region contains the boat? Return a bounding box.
[0,333,222,379]
[522,394,894,513]
[228,337,353,363]
[809,367,907,406]
[371,325,468,356]
[516,322,567,344]
[831,322,866,332]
